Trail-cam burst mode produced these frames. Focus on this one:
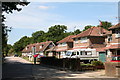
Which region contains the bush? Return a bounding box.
[91,61,104,66]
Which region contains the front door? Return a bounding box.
[99,52,106,62]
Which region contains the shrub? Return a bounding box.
[91,61,104,66]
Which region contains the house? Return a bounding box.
[105,23,120,61]
[22,41,55,58]
[55,35,75,58]
[72,26,110,62]
[46,46,56,57]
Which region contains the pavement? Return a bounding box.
[2,56,119,80]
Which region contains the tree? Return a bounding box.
[3,44,13,56]
[98,21,112,30]
[13,36,30,54]
[2,2,29,56]
[47,25,68,43]
[31,30,45,43]
[73,29,81,35]
[83,25,93,31]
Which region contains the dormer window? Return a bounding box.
[62,42,67,46]
[26,47,28,50]
[115,29,120,38]
[108,35,112,42]
[75,38,79,43]
[80,37,87,43]
[115,29,120,34]
[58,43,62,46]
[49,45,53,48]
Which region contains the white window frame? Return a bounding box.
[74,38,79,43]
[62,42,67,46]
[58,43,62,46]
[39,46,42,49]
[108,35,112,42]
[49,45,53,48]
[80,37,87,43]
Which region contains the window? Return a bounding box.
[80,37,87,43]
[49,45,53,48]
[66,51,71,56]
[62,42,67,46]
[39,46,42,49]
[108,35,112,42]
[58,43,62,46]
[74,38,79,43]
[115,29,120,34]
[87,52,92,55]
[71,52,76,56]
[26,47,28,50]
[115,29,120,38]
[81,51,87,55]
[77,51,79,55]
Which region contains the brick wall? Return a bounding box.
[105,62,120,77]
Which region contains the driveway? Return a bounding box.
[2,56,118,80]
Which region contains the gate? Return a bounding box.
[99,52,106,62]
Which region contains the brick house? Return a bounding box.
[55,35,75,58]
[22,41,55,57]
[72,26,110,62]
[105,23,120,61]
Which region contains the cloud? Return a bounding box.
[39,6,49,10]
[38,5,55,10]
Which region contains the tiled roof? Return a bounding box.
[89,44,106,48]
[46,46,56,52]
[73,27,111,38]
[109,23,120,30]
[105,44,120,49]
[95,47,106,52]
[57,35,75,44]
[22,41,53,53]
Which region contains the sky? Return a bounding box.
[4,2,118,45]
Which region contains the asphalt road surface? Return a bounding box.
[2,57,34,80]
[2,56,119,80]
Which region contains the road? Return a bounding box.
[2,57,33,80]
[2,56,118,80]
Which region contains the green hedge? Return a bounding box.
[91,61,104,66]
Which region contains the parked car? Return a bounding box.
[63,49,98,63]
[111,55,120,62]
[14,54,18,57]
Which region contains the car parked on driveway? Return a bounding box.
[111,55,120,62]
[14,54,18,57]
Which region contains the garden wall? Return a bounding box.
[105,62,120,77]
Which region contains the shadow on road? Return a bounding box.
[2,57,34,80]
[2,57,119,80]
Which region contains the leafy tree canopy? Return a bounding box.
[2,2,29,56]
[83,25,93,31]
[98,21,112,30]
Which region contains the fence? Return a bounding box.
[40,57,100,71]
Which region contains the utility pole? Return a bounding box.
[74,26,76,35]
[118,1,120,23]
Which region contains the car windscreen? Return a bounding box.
[66,51,72,56]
